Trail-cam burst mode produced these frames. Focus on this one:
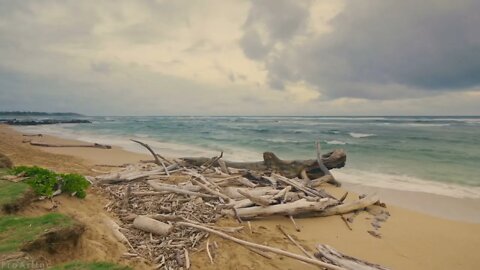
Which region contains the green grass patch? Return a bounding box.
[0,180,30,208]
[49,262,131,270]
[8,166,90,198]
[0,213,74,253]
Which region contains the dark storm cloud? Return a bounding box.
[241,0,480,98]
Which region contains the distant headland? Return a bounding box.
[0,111,84,116]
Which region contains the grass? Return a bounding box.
[49,262,131,270]
[0,180,31,208]
[0,213,74,253]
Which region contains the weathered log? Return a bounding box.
[237,189,273,207]
[29,141,111,149]
[133,215,173,236]
[181,149,346,179]
[304,194,379,218]
[315,244,390,270]
[225,198,337,220]
[176,222,346,270]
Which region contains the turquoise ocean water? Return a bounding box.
[13,116,480,198]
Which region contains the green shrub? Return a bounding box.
[9,166,90,199]
[61,173,91,199]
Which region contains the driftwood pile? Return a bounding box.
[94,140,389,270]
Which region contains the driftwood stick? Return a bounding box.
[184,248,190,269]
[30,141,111,149]
[309,175,334,188]
[237,189,272,207]
[277,225,314,259]
[339,192,349,203]
[315,244,390,270]
[200,152,224,173]
[131,139,162,166]
[272,173,320,198]
[190,178,231,201]
[206,239,214,264]
[340,215,353,231]
[289,215,301,232]
[176,222,346,270]
[246,247,273,259]
[316,141,340,186]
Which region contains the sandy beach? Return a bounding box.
[1,124,480,270]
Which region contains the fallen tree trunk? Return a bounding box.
[30,141,112,149]
[315,244,390,270]
[225,198,338,219]
[133,215,173,236]
[304,194,379,218]
[181,149,346,179]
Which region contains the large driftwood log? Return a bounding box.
[30,141,111,149]
[181,149,346,179]
[133,215,173,236]
[225,198,338,220]
[315,244,390,270]
[313,194,379,217]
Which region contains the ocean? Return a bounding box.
[12,116,480,198]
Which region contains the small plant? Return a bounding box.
[9,166,90,198]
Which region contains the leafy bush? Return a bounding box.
[61,173,91,199]
[9,166,90,198]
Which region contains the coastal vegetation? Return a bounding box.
[8,166,91,199]
[48,261,131,270]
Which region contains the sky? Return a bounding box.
[0,0,479,116]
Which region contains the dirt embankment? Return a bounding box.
[0,125,150,269]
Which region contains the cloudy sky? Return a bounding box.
[0,0,479,115]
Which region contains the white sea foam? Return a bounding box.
[335,169,480,199]
[405,123,450,127]
[325,140,347,145]
[349,132,376,138]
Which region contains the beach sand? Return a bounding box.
[1,124,480,270]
